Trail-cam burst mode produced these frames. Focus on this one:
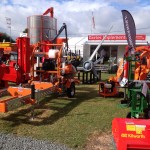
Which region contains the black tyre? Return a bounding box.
[67,82,75,98]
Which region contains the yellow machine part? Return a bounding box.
[0,42,17,52]
[0,42,12,47]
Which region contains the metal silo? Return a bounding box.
[27,15,57,44]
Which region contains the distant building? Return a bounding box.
[68,34,148,64]
[68,37,86,57]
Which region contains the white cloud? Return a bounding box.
[0,0,150,40]
[107,0,139,5]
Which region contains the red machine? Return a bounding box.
[0,37,31,87]
[112,118,150,150]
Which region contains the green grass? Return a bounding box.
[0,73,129,149]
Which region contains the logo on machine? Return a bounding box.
[121,133,145,139]
[121,124,146,139]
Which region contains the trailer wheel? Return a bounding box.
[67,82,75,98]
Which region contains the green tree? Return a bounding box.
[0,32,15,42]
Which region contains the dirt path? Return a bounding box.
[84,132,115,150]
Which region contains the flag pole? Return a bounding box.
[91,11,95,34]
[91,12,93,34]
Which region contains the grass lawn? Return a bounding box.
[0,73,129,149]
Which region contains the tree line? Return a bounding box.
[0,32,15,43]
[0,28,28,43]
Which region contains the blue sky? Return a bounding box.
[1,0,150,39]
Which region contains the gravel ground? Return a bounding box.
[0,133,72,150]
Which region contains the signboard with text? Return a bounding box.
[88,34,146,41]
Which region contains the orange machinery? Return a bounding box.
[0,41,79,113]
[134,46,150,80]
[99,45,150,97]
[98,58,124,97]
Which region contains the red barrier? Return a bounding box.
[112,118,150,150]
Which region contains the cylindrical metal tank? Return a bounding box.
[27,15,57,44]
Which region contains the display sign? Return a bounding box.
[88,34,146,41]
